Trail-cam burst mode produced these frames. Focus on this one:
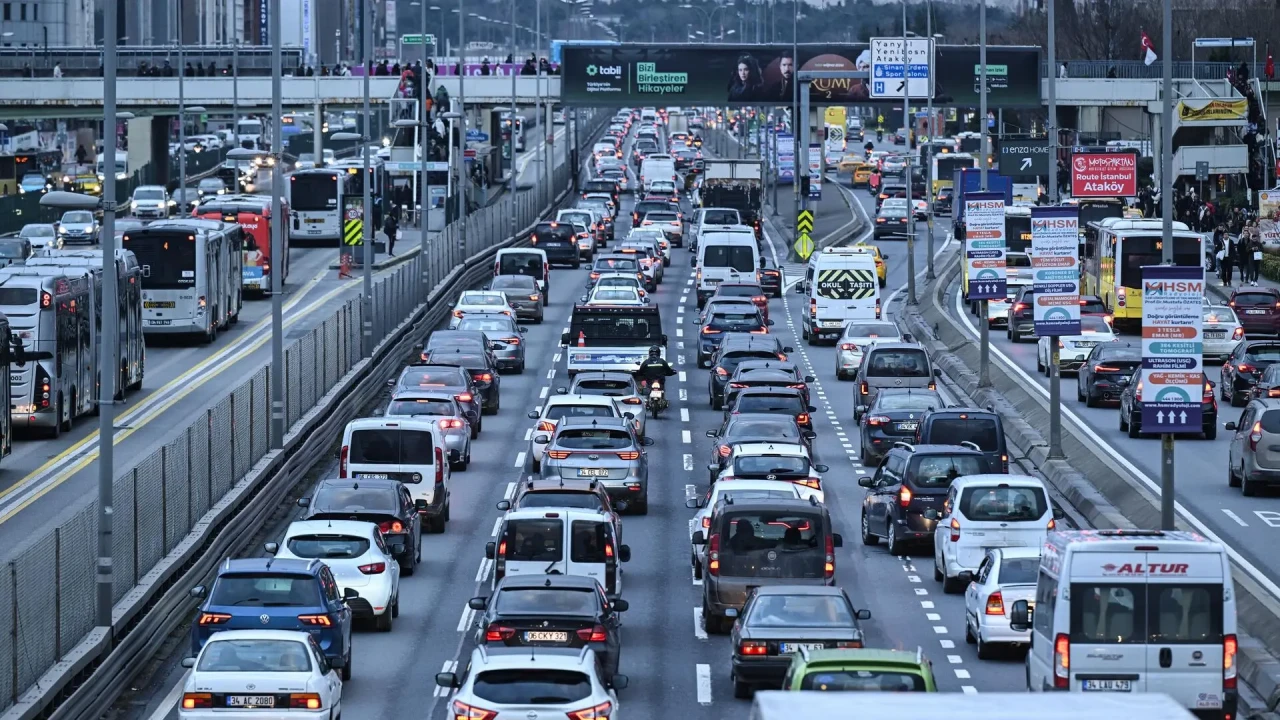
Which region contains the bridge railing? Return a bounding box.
[1047,59,1260,81]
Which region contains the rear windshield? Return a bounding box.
[843,322,900,339]
[570,520,609,563]
[746,594,853,628]
[646,212,678,222]
[721,351,778,373]
[876,393,939,411]
[1081,297,1107,314]
[926,417,1000,451]
[801,670,927,692]
[735,394,804,415]
[460,294,508,308]
[716,285,763,298]
[575,379,632,394]
[1069,584,1224,645]
[958,485,1047,521]
[727,420,801,440]
[1204,308,1238,323]
[210,574,322,607]
[593,289,639,302]
[506,518,563,561]
[198,639,312,673]
[499,255,545,275]
[594,257,639,272]
[286,534,371,560]
[1246,345,1280,362]
[1262,410,1280,433]
[520,491,604,511]
[719,511,824,577]
[703,245,756,272]
[532,226,575,243]
[492,275,537,290]
[387,398,456,417]
[997,557,1040,585]
[495,587,598,616]
[556,428,632,450]
[910,454,986,488]
[545,404,615,421]
[734,455,809,476]
[458,318,515,334]
[472,670,592,705]
[1233,292,1278,307]
[867,349,930,377]
[702,210,740,225]
[348,428,434,465]
[312,485,398,513]
[425,353,486,369]
[709,312,763,331]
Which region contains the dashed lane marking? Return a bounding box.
[539,387,549,399]
[676,328,684,338]
[680,408,690,422]
[940,639,956,649]
[524,428,533,441]
[475,558,492,583]
[962,686,979,694]
[696,664,713,705]
[679,389,688,401]
[504,482,516,500]
[682,430,692,444]
[955,669,971,679]
[932,626,948,634]
[491,517,502,536]
[457,606,475,632]
[514,452,527,468]
[678,371,687,383]
[926,613,941,621]
[546,368,556,379]
[921,600,934,609]
[693,607,708,641]
[683,454,694,472]
[1223,509,1249,527]
[948,655,963,664]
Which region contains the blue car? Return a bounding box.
[18,173,47,194]
[190,558,355,678]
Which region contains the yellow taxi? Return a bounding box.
[851,163,873,187]
[855,242,888,287]
[837,153,863,173]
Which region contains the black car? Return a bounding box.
[421,348,501,414]
[394,364,482,435]
[1119,369,1217,439]
[1249,363,1280,402]
[725,387,817,437]
[423,330,496,365]
[708,334,793,409]
[582,178,619,205]
[468,575,628,675]
[1221,340,1280,407]
[914,407,1009,474]
[697,307,772,367]
[858,443,988,554]
[531,222,581,267]
[724,361,813,409]
[300,478,423,574]
[706,413,813,482]
[1005,285,1036,342]
[730,586,870,698]
[631,199,672,226]
[857,388,943,466]
[1076,342,1141,406]
[933,186,954,214]
[759,257,783,298]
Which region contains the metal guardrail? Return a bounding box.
[0,109,605,720]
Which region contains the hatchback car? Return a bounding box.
[267,520,402,630]
[55,211,98,244]
[709,334,793,408]
[1230,287,1280,337]
[21,223,62,251]
[706,413,813,482]
[873,205,910,239]
[1005,285,1036,342]
[1250,363,1280,402]
[1221,340,1280,406]
[712,281,770,322]
[857,388,944,466]
[536,416,653,514]
[589,253,644,287]
[423,329,497,364]
[435,646,625,720]
[420,348,501,415]
[563,372,647,437]
[1203,304,1246,360]
[715,442,829,503]
[782,647,938,692]
[858,442,989,555]
[1119,369,1217,439]
[836,320,903,381]
[0,238,33,268]
[488,274,545,322]
[392,364,481,434]
[189,558,355,676]
[1076,341,1141,406]
[527,395,630,471]
[1036,314,1117,375]
[1225,398,1280,495]
[961,546,1042,658]
[453,313,527,373]
[723,361,813,409]
[299,478,424,570]
[448,290,513,325]
[586,286,647,306]
[725,387,817,437]
[987,279,1030,328]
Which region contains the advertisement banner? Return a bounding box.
[964,192,1007,300]
[561,43,1041,107]
[1070,152,1138,198]
[1140,266,1204,433]
[1260,189,1280,220]
[808,144,823,198]
[825,107,847,156]
[777,132,795,184]
[1175,98,1248,126]
[1031,206,1081,336]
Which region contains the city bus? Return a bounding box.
[957,132,981,154]
[0,312,53,457]
[0,267,96,437]
[26,249,146,395]
[930,152,976,195]
[195,195,292,294]
[286,168,354,245]
[1067,197,1126,260]
[1083,217,1203,333]
[122,219,244,343]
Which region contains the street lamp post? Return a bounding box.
[509,2,518,238]
[362,0,373,356]
[269,0,285,448]
[458,0,467,250]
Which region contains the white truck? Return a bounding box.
[750,691,1196,720]
[700,159,763,239]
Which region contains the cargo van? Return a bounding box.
[495,248,550,293]
[1010,529,1237,720]
[800,247,881,343]
[751,691,1198,719]
[486,508,632,598]
[339,417,453,533]
[695,228,760,307]
[640,157,678,192]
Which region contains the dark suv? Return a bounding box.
[708,334,793,409]
[1221,340,1280,407]
[1230,287,1280,337]
[1076,342,1141,406]
[858,443,988,554]
[1005,285,1036,343]
[531,222,580,268]
[913,408,1008,474]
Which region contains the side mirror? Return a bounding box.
[706,429,718,437]
[858,477,873,488]
[533,434,550,444]
[856,609,872,620]
[689,256,696,266]
[804,375,815,383]
[610,674,630,690]
[181,657,196,669]
[783,346,794,353]
[560,332,570,346]
[518,326,528,334]
[580,295,589,303]
[190,585,207,598]
[623,412,636,420]
[415,498,429,511]
[556,387,568,394]
[803,430,817,440]
[342,588,359,600]
[640,435,656,447]
[691,530,707,545]
[485,541,496,559]
[496,499,511,511]
[389,541,406,556]
[707,463,721,475]
[435,672,460,689]
[767,319,775,326]
[807,405,817,413]
[296,497,310,507]
[1009,599,1033,631]
[855,405,867,418]
[957,571,974,584]
[813,464,830,473]
[264,542,279,555]
[329,656,347,669]
[688,316,698,324]
[933,368,941,377]
[686,497,704,509]
[612,598,630,612]
[527,410,540,419]
[832,533,844,548]
[618,545,632,562]
[468,596,488,611]
[1225,421,1238,431]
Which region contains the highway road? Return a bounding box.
[126,124,1031,720]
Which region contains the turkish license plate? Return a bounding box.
[524,631,569,642]
[227,696,275,708]
[1082,679,1132,691]
[1074,341,1097,348]
[144,301,175,308]
[779,642,825,654]
[578,468,609,477]
[705,278,722,285]
[355,473,389,479]
[896,421,919,432]
[148,319,172,326]
[1205,330,1226,339]
[1247,309,1267,315]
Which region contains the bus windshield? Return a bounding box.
[935,156,973,182]
[289,173,338,212]
[1006,215,1032,253]
[125,233,197,289]
[569,309,663,345]
[1119,236,1201,289]
[1079,202,1124,228]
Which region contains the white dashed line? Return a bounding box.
[954,669,971,679]
[491,517,502,536]
[539,387,549,399]
[962,686,978,694]
[680,408,690,422]
[1222,509,1249,526]
[907,575,921,583]
[514,452,527,468]
[456,606,475,632]
[677,354,686,365]
[546,369,556,379]
[504,482,516,500]
[926,613,941,621]
[475,558,492,583]
[914,588,928,595]
[693,607,708,641]
[939,639,956,649]
[678,341,685,350]
[553,352,561,362]
[678,371,687,383]
[682,430,692,444]
[676,328,684,338]
[683,454,694,471]
[524,428,533,441]
[679,388,688,401]
[932,626,948,634]
[920,600,934,609]
[947,654,963,664]
[696,664,713,705]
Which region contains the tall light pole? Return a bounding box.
[977,0,991,388]
[1046,0,1063,460]
[422,0,432,300]
[902,3,916,306]
[509,2,518,237]
[269,0,285,448]
[458,0,467,249]
[1159,0,1175,531]
[232,39,240,149]
[429,6,446,64]
[178,20,186,207]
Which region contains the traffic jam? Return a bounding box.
[171,107,1241,720]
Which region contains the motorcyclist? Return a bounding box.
[635,346,675,386]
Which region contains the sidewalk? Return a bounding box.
[1205,263,1278,303]
[325,228,423,271]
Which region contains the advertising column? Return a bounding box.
[777,132,795,186]
[1140,266,1205,432]
[1030,206,1081,335]
[808,144,823,199]
[964,192,1007,300]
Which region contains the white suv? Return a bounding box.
[436,646,626,718]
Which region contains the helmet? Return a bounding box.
[648,345,661,358]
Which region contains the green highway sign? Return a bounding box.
[401,34,436,46]
[973,64,1008,76]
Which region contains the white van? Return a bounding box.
[929,474,1058,592]
[640,157,678,192]
[339,417,453,533]
[485,508,632,597]
[494,248,550,293]
[800,247,881,342]
[689,208,741,248]
[695,226,759,307]
[1011,529,1237,720]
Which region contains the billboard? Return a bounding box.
[1030,206,1081,336]
[777,132,795,184]
[1070,152,1138,198]
[1140,266,1204,433]
[561,43,1041,107]
[964,192,1007,300]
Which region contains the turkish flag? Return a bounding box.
[1141,31,1158,66]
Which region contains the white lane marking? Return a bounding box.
[914,588,928,595]
[553,352,561,362]
[947,655,963,664]
[145,670,189,720]
[682,430,692,444]
[433,660,458,697]
[539,386,549,399]
[678,354,686,365]
[939,639,956,649]
[696,664,713,705]
[679,371,687,383]
[932,626,948,634]
[491,517,503,537]
[907,575,921,583]
[955,669,971,679]
[683,454,694,472]
[676,328,684,338]
[475,558,492,583]
[678,341,685,350]
[680,408,690,422]
[514,452,527,468]
[1223,509,1249,526]
[524,428,533,441]
[921,600,935,609]
[679,388,688,401]
[693,607,708,641]
[546,368,556,379]
[504,482,516,500]
[457,606,475,632]
[926,613,941,621]
[962,686,978,694]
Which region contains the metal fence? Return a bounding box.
[1046,59,1261,80]
[0,131,586,710]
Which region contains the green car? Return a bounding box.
[782,648,937,692]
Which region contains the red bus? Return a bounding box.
[194,195,291,294]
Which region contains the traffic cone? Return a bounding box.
[577,331,586,347]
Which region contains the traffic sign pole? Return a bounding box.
[977,0,991,389]
[901,1,917,306]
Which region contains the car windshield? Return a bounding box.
[927,417,1000,451]
[867,350,929,377]
[520,491,604,511]
[747,594,853,628]
[472,670,593,705]
[594,289,639,302]
[594,257,638,272]
[997,557,1041,585]
[0,240,27,258]
[386,398,456,417]
[555,428,632,450]
[545,404,614,421]
[135,188,164,200]
[286,534,371,559]
[348,428,434,466]
[876,393,939,411]
[62,212,92,224]
[210,574,322,606]
[843,322,899,339]
[460,293,507,307]
[495,587,598,616]
[801,670,927,692]
[505,518,563,561]
[709,312,763,331]
[312,485,398,513]
[197,639,313,673]
[719,511,824,577]
[960,485,1047,521]
[733,455,808,476]
[912,454,986,488]
[735,394,803,415]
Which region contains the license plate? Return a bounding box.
[227,696,275,708]
[1074,341,1097,348]
[578,468,609,477]
[1082,679,1132,692]
[779,642,825,654]
[705,278,722,285]
[148,319,172,326]
[1205,331,1226,339]
[524,631,569,642]
[1247,310,1267,315]
[896,422,918,431]
[144,301,175,308]
[355,473,389,479]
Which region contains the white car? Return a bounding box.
[180,630,343,720]
[22,223,64,250]
[987,279,1031,328]
[591,272,648,299]
[586,286,647,306]
[563,372,648,438]
[627,226,670,264]
[715,441,829,503]
[130,185,173,220]
[617,242,664,283]
[685,479,802,580]
[267,520,402,630]
[526,395,627,471]
[835,320,902,381]
[436,646,625,718]
[1036,314,1117,376]
[448,290,513,327]
[962,546,1042,658]
[1203,304,1245,360]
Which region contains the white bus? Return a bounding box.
[286,168,351,245]
[0,267,96,437]
[26,249,146,395]
[123,220,243,343]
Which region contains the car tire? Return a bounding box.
[1204,424,1217,441]
[1221,377,1232,402]
[429,514,446,534]
[401,549,416,576]
[1231,390,1245,408]
[976,633,996,660]
[375,607,394,632]
[341,649,352,681]
[965,620,977,644]
[861,510,878,545]
[1036,353,1045,373]
[942,571,966,595]
[1127,412,1141,439]
[515,361,525,374]
[732,678,753,699]
[392,593,400,618]
[1243,472,1258,497]
[886,521,905,556]
[933,554,944,582]
[1229,464,1242,488]
[1084,387,1098,407]
[632,496,649,515]
[711,392,723,410]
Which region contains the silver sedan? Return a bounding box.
[962,546,1041,659]
[454,313,528,374]
[489,274,545,323]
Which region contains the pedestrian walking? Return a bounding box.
[383,209,399,256]
[1248,226,1264,285]
[52,62,62,78]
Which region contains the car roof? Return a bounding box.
[390,389,458,402]
[284,519,376,537]
[710,479,802,494]
[713,496,822,512]
[346,415,444,430]
[731,442,808,456]
[734,387,804,398]
[721,335,782,350]
[572,371,634,383]
[505,507,612,522]
[219,557,318,575]
[993,546,1043,560]
[545,394,617,407]
[891,443,986,456]
[950,473,1044,489]
[727,412,802,426]
[202,629,319,644]
[521,477,604,493]
[316,476,401,492]
[471,645,597,671]
[865,341,926,352]
[735,359,797,371]
[752,584,844,598]
[557,416,630,430]
[923,407,997,419]
[496,574,601,591]
[1250,398,1280,410]
[798,647,930,668]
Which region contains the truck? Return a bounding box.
[699,159,763,238]
[750,691,1197,720]
[951,167,1013,226]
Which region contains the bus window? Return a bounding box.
[1119,236,1201,289]
[1005,215,1032,254]
[290,174,339,211]
[128,235,197,289]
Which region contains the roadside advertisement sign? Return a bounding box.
[808,144,823,199]
[1030,206,1081,335]
[825,107,846,156]
[1140,266,1204,433]
[964,192,1007,300]
[1259,189,1280,219]
[1070,152,1138,197]
[777,132,795,184]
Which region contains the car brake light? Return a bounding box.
[861,381,869,395]
[1013,302,1027,312]
[702,516,711,528]
[1225,634,1238,689]
[867,415,890,425]
[899,486,913,507]
[702,326,721,335]
[456,392,473,402]
[797,413,810,424]
[197,612,231,625]
[298,614,333,626]
[485,624,516,641]
[616,451,640,460]
[477,373,493,382]
[739,640,768,656]
[708,533,720,575]
[1094,364,1122,372]
[452,309,464,317]
[717,444,731,458]
[950,517,961,542]
[358,562,386,574]
[434,446,445,485]
[1251,421,1263,451]
[566,701,613,720]
[576,625,609,642]
[450,700,498,720]
[537,420,556,432]
[841,343,859,351]
[547,450,572,459]
[1053,633,1070,689]
[289,694,323,710]
[824,533,835,578]
[1238,363,1255,373]
[378,520,404,534]
[439,418,463,430]
[339,445,348,478]
[182,694,214,710]
[793,477,821,490]
[985,591,1005,615]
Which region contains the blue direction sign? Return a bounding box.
[1140,265,1205,433]
[465,129,489,143]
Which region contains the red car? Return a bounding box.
[1230,287,1280,337]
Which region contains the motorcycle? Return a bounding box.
[640,379,668,419]
[876,129,884,142]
